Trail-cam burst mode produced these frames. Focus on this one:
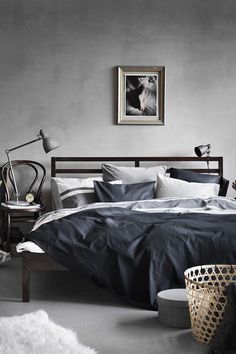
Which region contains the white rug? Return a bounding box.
[0,310,97,354]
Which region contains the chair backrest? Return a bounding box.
[1,160,46,204]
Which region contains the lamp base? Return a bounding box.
[5,200,30,206]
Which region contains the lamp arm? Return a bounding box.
[6,136,42,153]
[206,154,210,174]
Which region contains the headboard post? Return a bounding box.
[218,156,223,176]
[51,157,56,177]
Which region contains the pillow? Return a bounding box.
[169,168,229,197]
[156,173,220,199]
[219,177,230,197]
[51,176,103,209]
[94,180,156,203]
[102,164,167,183]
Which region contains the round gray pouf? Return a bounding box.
[157,288,191,329]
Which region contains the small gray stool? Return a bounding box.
[157,288,191,328]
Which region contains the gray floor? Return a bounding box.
[0,256,207,354]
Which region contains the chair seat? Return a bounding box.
[0,203,44,213]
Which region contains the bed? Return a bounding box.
[19,155,236,309]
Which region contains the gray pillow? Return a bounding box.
[102,164,167,183]
[94,180,156,202]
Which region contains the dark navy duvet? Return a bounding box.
[27,197,236,309]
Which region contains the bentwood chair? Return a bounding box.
[0,160,46,251]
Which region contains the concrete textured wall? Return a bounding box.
[0,0,235,197]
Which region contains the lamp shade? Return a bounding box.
[194,144,211,157]
[42,136,59,153]
[39,129,59,153]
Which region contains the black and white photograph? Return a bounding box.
[126,75,158,116]
[118,66,165,125]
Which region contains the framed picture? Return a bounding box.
[118,66,165,125]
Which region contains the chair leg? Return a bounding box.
[6,213,11,253]
[22,254,30,302]
[1,211,9,252]
[0,217,4,250]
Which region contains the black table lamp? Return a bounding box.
[194,144,211,157]
[5,129,59,205]
[194,144,211,173]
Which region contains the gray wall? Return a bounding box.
[0,0,235,196]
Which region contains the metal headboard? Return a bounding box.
[51,156,223,177]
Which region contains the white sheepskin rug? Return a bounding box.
[0,310,97,354]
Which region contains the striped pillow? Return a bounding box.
[51,176,103,209]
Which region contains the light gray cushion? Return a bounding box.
[156,173,220,198]
[102,164,167,183]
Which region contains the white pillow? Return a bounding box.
[156,173,220,198]
[51,176,104,209]
[51,177,121,209]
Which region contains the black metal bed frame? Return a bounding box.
[22,155,223,302]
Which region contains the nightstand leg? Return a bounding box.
[22,254,30,302]
[6,213,11,252]
[0,217,4,250]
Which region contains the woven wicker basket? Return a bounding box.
[184,264,236,344]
